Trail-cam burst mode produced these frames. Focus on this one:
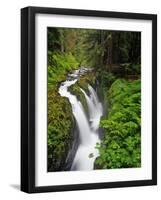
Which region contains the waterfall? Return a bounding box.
[59,69,103,171]
[81,85,103,131]
[59,80,91,145]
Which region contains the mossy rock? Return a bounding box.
[68,71,97,114]
[47,87,75,171]
[68,84,88,114]
[88,153,94,158]
[77,71,97,91]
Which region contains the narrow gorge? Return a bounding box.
[59,68,103,170]
[47,27,141,172]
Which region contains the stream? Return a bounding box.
[59,68,103,171]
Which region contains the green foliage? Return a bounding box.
[48,88,75,171]
[120,63,141,75]
[95,79,141,169]
[47,27,141,171]
[97,71,116,88]
[48,52,79,88]
[48,28,61,52]
[47,52,78,171]
[95,71,116,105]
[130,64,141,74]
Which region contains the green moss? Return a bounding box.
[68,84,88,113]
[48,52,79,89]
[77,71,96,91]
[48,87,75,171]
[47,52,79,171]
[68,71,96,113]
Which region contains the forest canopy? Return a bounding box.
[48,27,140,70]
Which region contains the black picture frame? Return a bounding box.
[21,6,157,193]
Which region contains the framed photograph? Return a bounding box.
[21,6,157,193]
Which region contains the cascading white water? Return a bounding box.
[59,79,91,144]
[59,69,103,171]
[81,85,103,131]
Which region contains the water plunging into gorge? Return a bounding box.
[59,68,103,171]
